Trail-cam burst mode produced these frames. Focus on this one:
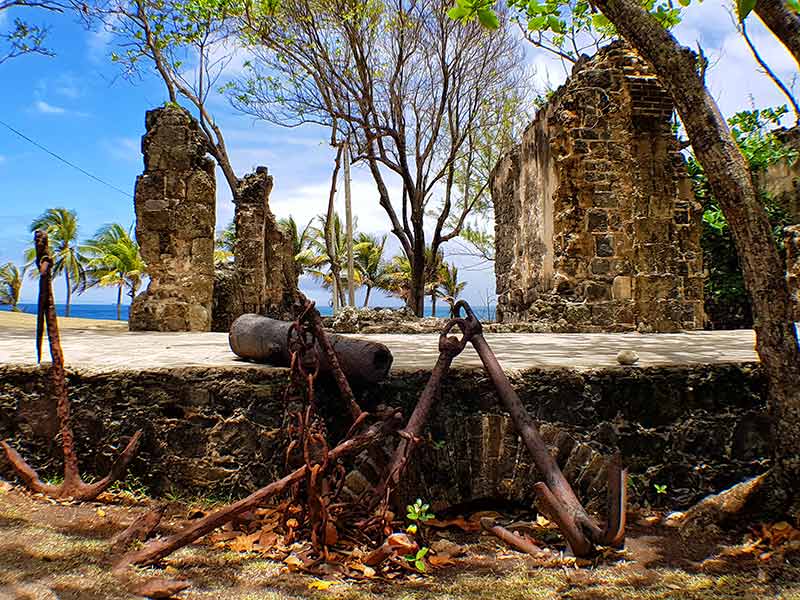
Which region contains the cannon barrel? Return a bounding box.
[229,313,394,384]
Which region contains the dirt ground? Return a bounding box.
[1,480,799,600]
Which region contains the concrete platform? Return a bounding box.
[0,319,760,372]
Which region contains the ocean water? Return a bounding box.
[2,302,495,322]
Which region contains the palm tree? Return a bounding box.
[279,216,316,276]
[27,208,85,317]
[80,224,146,320]
[387,249,447,315]
[215,220,236,264]
[427,249,445,317]
[353,233,392,307]
[438,262,467,317]
[303,213,360,307]
[386,254,413,304]
[0,262,25,311]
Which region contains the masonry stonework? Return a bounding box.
[492,43,704,332]
[758,127,800,223]
[210,167,298,332]
[129,105,216,332]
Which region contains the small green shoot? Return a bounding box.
[404,547,429,572]
[406,498,434,523]
[654,483,668,495]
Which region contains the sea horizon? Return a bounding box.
[2,302,495,322]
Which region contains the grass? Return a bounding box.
[1,484,799,599]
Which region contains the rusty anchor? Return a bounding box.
[452,300,627,555]
[372,300,626,556]
[1,230,142,501]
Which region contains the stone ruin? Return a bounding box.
[130,104,298,332]
[130,106,216,331]
[212,167,297,331]
[491,43,704,333]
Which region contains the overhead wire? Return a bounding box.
[0,118,133,199]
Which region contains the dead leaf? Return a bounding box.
[229,531,261,553]
[324,522,338,546]
[284,555,303,568]
[428,554,456,567]
[307,580,337,590]
[134,577,190,599]
[258,530,278,549]
[431,539,465,557]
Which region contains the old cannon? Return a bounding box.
[229,313,394,384]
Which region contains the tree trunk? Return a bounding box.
[344,140,355,307]
[116,285,122,321]
[754,0,800,70]
[408,216,426,316]
[431,292,437,317]
[364,286,372,308]
[593,0,800,514]
[64,269,71,318]
[327,145,344,313]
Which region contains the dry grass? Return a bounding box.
[2,483,800,600]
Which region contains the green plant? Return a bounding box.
[654,483,668,495]
[690,105,796,329]
[404,547,429,572]
[405,498,434,536]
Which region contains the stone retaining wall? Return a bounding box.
[0,363,768,510]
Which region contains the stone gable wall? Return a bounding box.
[491,43,704,332]
[129,106,216,331]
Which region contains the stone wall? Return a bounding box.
[758,126,800,223]
[492,43,704,332]
[129,106,216,331]
[211,168,298,332]
[787,225,800,321]
[0,362,769,511]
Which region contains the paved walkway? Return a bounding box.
[0,319,761,373]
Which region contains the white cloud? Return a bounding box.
[105,137,140,162]
[673,3,798,120]
[35,100,66,114]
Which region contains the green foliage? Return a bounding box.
[215,220,237,264]
[437,262,467,316]
[406,498,434,523]
[80,223,146,315]
[0,262,26,310]
[654,483,667,495]
[26,208,87,312]
[449,0,690,59]
[447,0,499,28]
[0,17,53,65]
[692,106,796,329]
[404,547,429,572]
[736,0,757,20]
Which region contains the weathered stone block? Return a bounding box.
[130,106,215,332]
[612,275,632,300]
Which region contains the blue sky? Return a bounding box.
[0,2,797,307]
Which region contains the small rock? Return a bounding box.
[616,350,639,365]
